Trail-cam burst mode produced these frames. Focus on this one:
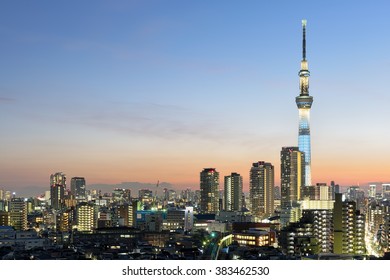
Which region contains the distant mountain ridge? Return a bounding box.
[88,181,174,196]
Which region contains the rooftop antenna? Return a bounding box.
[302,19,307,60]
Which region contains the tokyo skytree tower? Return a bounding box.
[295,19,313,186]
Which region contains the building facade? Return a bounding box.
[9,198,27,230]
[200,168,219,214]
[224,172,243,211]
[117,200,140,227]
[249,162,274,219]
[281,147,305,209]
[50,172,66,210]
[382,184,390,199]
[77,202,95,233]
[333,193,365,255]
[70,177,86,200]
[163,207,194,232]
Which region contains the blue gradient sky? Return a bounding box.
[1,1,390,196]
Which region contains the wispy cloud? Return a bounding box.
[62,101,283,150]
[0,97,16,103]
[67,102,220,140]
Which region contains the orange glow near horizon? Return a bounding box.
[2,154,388,196]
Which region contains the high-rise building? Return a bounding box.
[346,186,365,212]
[367,202,384,237]
[308,210,333,253]
[333,193,365,255]
[77,202,95,233]
[9,198,27,230]
[224,172,243,211]
[382,184,390,199]
[280,209,333,255]
[330,181,339,199]
[380,201,390,252]
[249,162,274,219]
[117,200,140,227]
[369,184,377,199]
[281,147,305,209]
[0,200,7,212]
[50,172,66,210]
[200,168,219,214]
[296,20,313,186]
[70,177,86,200]
[57,210,72,232]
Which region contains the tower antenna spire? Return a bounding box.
[302,19,307,60]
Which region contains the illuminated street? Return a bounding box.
[365,221,382,258]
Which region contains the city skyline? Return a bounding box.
[1,1,390,196]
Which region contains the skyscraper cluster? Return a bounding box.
[1,20,387,260]
[196,20,371,258]
[199,20,313,221]
[200,163,275,221]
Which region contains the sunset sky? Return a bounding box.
[1,1,390,196]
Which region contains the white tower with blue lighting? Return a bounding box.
[296,19,313,186]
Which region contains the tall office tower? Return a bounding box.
[224,172,243,211]
[334,184,340,195]
[249,162,274,219]
[330,180,339,199]
[77,202,95,233]
[346,186,365,211]
[200,168,219,214]
[333,193,366,255]
[382,184,390,199]
[9,197,27,230]
[281,147,305,209]
[347,186,360,200]
[369,184,377,199]
[70,177,86,200]
[296,20,313,186]
[50,172,66,210]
